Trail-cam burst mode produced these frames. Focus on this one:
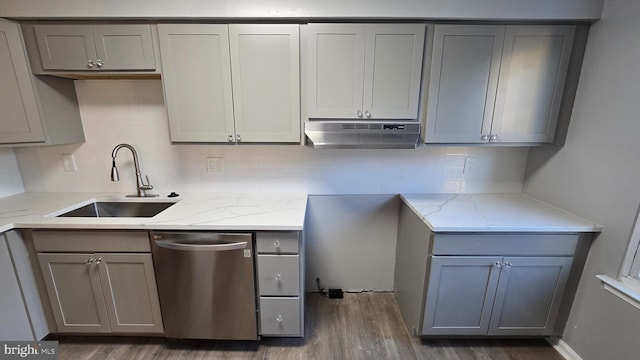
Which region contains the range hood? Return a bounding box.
[305,121,421,149]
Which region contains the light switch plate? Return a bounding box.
[206,157,223,174]
[62,154,77,172]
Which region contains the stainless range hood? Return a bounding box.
[305,121,421,149]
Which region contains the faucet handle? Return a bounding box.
[140,175,154,190]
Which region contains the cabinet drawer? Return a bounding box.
[259,297,301,336]
[432,234,579,256]
[256,232,299,254]
[32,230,150,252]
[257,254,300,296]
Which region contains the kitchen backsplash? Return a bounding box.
[13,80,528,195]
[0,148,25,197]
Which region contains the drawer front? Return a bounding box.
[259,297,301,336]
[432,234,579,256]
[256,232,299,254]
[32,230,151,252]
[257,254,300,296]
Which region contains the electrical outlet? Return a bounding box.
[464,156,480,174]
[206,157,223,174]
[62,154,77,172]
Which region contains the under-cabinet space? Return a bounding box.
[424,24,575,144]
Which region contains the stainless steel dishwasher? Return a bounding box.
[150,231,257,340]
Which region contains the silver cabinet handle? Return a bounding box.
[236,134,241,142]
[494,261,502,269]
[87,60,95,68]
[228,134,234,142]
[95,257,102,264]
[364,110,371,119]
[504,261,512,268]
[357,110,363,118]
[86,258,95,265]
[275,273,282,281]
[273,240,281,248]
[95,59,104,68]
[276,314,283,322]
[155,239,247,252]
[490,134,498,141]
[482,135,489,141]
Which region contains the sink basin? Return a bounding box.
[57,201,176,218]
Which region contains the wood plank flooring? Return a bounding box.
[50,293,565,360]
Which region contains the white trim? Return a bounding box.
[546,337,584,360]
[620,205,640,277]
[597,275,640,310]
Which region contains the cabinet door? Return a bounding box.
[34,25,97,70]
[93,25,156,70]
[0,20,45,143]
[0,235,34,340]
[422,256,501,335]
[363,24,425,119]
[424,25,504,143]
[97,254,164,333]
[229,24,300,143]
[303,24,366,119]
[491,25,575,143]
[489,256,573,335]
[37,253,110,333]
[159,24,235,142]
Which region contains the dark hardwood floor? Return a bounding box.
[50,293,565,360]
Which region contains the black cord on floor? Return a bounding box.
[316,277,328,296]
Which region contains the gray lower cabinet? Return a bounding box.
[423,255,573,336]
[394,201,583,337]
[256,231,304,337]
[0,231,49,341]
[33,231,163,334]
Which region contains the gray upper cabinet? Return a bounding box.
[303,23,425,120]
[229,24,300,143]
[33,24,156,71]
[425,24,575,144]
[159,24,234,142]
[0,19,83,146]
[159,24,300,143]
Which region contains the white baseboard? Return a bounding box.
[547,337,584,360]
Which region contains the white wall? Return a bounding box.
[14,80,528,196]
[524,1,640,359]
[0,0,603,20]
[0,148,24,198]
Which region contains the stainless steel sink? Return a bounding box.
[57,201,176,218]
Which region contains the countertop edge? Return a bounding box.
[399,193,603,233]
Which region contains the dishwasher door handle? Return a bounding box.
[154,239,248,252]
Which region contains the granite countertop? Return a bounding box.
[0,192,308,233]
[401,193,602,233]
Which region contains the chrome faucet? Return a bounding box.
[110,143,158,197]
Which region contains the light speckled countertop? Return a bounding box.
[0,192,308,232]
[401,193,602,233]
